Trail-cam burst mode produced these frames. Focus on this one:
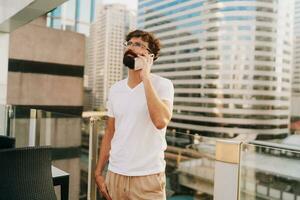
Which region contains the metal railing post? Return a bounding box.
[88,117,100,200]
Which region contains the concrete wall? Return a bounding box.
[9,20,85,66]
[7,72,83,106]
[7,19,85,107]
[29,15,47,27]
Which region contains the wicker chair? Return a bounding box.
[0,146,56,200]
[0,135,15,149]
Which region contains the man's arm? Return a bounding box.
[138,54,173,130]
[94,117,115,200]
[143,77,172,130]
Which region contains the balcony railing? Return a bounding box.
[1,104,299,200]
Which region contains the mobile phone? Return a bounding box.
[134,57,144,70]
[134,54,154,70]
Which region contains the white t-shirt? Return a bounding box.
[107,74,174,176]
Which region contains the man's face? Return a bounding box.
[124,37,151,57]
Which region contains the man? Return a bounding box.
[94,30,174,200]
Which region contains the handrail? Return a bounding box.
[167,145,215,160]
[249,140,300,152]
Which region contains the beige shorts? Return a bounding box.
[105,170,166,200]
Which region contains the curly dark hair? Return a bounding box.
[126,29,161,61]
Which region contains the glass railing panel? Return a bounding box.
[239,141,300,200]
[163,131,217,199]
[7,106,80,148]
[8,106,36,147]
[35,109,80,147]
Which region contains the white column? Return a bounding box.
[28,109,36,146]
[45,112,52,145]
[0,106,7,135]
[214,140,242,200]
[0,33,9,105]
[0,33,9,135]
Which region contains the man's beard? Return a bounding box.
[123,50,138,70]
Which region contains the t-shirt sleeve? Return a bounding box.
[106,88,114,117]
[158,79,174,111]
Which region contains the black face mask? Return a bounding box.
[123,50,138,69]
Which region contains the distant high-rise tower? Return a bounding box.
[138,0,294,137]
[86,4,136,110]
[47,0,99,35]
[292,0,300,122]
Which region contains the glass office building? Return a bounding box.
[47,0,99,35]
[138,0,294,137]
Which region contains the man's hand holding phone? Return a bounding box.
[136,53,154,80]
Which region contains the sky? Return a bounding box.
[102,0,138,10]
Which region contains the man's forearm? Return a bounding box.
[95,129,113,176]
[143,77,171,129]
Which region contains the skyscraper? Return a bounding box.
[292,0,300,123]
[47,0,98,35]
[138,0,294,137]
[86,4,136,110]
